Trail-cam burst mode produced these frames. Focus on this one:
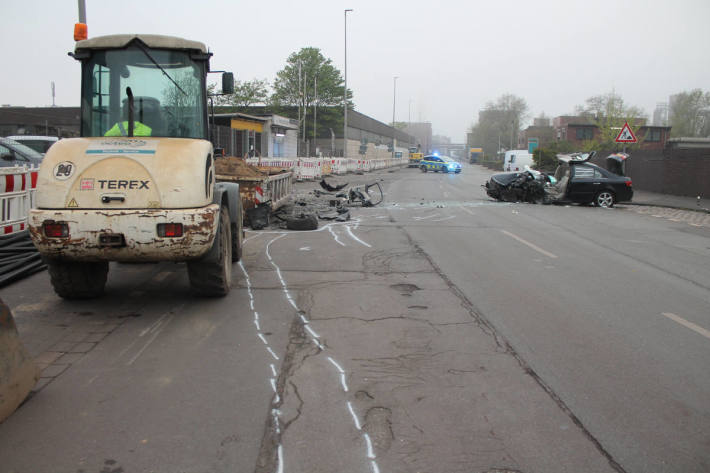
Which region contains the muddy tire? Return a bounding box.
[232,204,244,262]
[286,213,318,231]
[47,260,109,299]
[188,206,232,296]
[594,190,615,208]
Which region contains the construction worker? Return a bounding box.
[104,120,152,137]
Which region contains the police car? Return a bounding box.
[420,155,462,173]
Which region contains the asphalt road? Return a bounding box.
[0,163,708,473]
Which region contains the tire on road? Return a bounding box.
[594,190,615,208]
[47,260,109,299]
[286,213,318,231]
[420,165,427,173]
[188,205,232,296]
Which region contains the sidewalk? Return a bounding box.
[629,189,710,213]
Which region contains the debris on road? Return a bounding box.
[320,178,349,192]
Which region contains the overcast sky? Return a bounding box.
[2,0,709,141]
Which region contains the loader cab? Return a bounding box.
[73,35,223,140]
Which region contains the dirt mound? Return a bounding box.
[215,157,267,178]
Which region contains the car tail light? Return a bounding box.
[625,179,633,187]
[157,223,183,237]
[44,222,69,238]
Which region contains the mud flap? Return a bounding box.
[0,298,39,423]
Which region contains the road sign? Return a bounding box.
[615,122,637,143]
[528,138,539,154]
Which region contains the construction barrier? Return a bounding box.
[295,159,323,181]
[330,158,347,175]
[1,166,39,235]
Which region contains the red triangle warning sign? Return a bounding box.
[615,122,637,143]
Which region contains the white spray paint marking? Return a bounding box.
[328,225,347,246]
[328,357,345,373]
[500,229,558,259]
[238,260,285,471]
[662,312,710,339]
[371,460,381,473]
[267,347,280,360]
[347,401,362,430]
[299,246,311,251]
[413,213,440,221]
[305,324,320,339]
[363,433,376,459]
[300,314,309,324]
[346,225,372,248]
[340,373,349,392]
[432,215,456,222]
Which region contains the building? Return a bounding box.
[0,106,81,138]
[403,122,432,154]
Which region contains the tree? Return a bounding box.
[574,92,646,151]
[669,89,710,137]
[468,93,529,159]
[207,79,269,108]
[271,47,352,139]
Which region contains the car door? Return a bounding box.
[428,156,441,171]
[567,164,601,202]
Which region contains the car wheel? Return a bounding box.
[594,191,615,208]
[420,165,427,172]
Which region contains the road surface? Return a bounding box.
[1,163,708,473]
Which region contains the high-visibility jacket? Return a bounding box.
[104,121,152,137]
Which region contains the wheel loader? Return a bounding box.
[29,34,243,298]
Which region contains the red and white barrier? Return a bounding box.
[1,166,39,235]
[295,159,323,180]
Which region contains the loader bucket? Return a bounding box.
[0,297,39,423]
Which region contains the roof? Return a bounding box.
[75,34,208,54]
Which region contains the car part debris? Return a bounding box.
[335,211,350,222]
[320,178,349,192]
[246,204,270,230]
[286,213,318,231]
[348,182,383,207]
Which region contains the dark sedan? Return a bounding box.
[549,153,632,207]
[485,152,633,207]
[0,137,43,168]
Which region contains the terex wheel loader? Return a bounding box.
[29,34,243,298]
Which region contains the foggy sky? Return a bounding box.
[2,0,709,142]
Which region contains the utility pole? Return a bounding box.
[313,74,317,153]
[343,8,353,159]
[392,76,398,159]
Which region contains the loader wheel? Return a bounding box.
[231,203,244,262]
[47,260,109,299]
[188,206,232,296]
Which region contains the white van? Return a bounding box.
[504,150,533,172]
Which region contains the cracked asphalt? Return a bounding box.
[1,163,708,473]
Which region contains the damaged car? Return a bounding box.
[485,151,633,208]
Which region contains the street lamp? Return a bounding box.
[343,8,353,159]
[392,76,398,159]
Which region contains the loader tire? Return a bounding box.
[231,205,244,262]
[47,260,109,299]
[188,206,232,296]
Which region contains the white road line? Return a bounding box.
[500,229,558,259]
[432,215,455,223]
[347,401,362,430]
[458,204,476,216]
[413,213,439,221]
[662,312,710,340]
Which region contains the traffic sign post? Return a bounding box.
[615,122,637,143]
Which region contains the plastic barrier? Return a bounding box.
[1,166,39,235]
[330,158,347,175]
[295,159,323,180]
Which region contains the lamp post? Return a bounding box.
[392,76,398,159]
[343,8,353,159]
